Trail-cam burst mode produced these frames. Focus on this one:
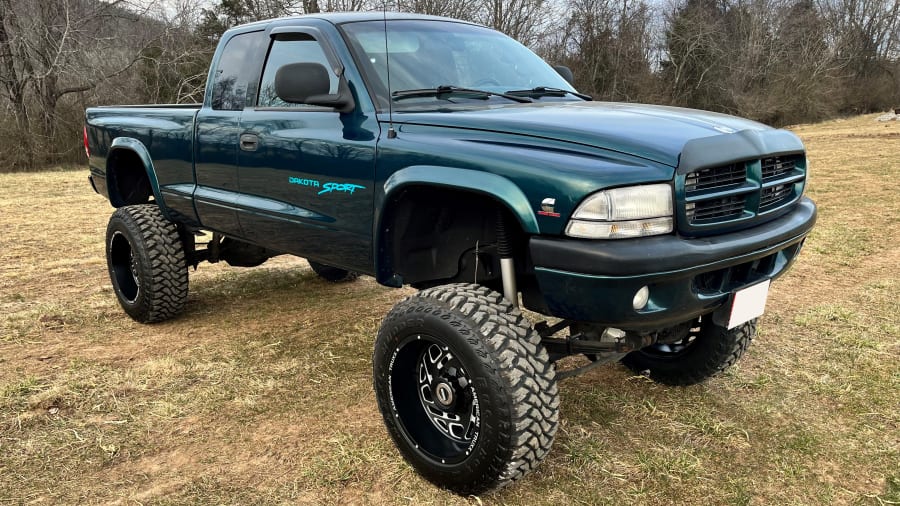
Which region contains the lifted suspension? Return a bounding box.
[536,319,657,379]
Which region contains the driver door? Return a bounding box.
[236,26,378,272]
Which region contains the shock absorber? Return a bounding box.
[496,208,518,307]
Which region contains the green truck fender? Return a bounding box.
[375,165,541,286]
[106,137,171,220]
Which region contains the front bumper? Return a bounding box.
[529,197,817,330]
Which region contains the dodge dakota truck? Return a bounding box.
[85,12,817,494]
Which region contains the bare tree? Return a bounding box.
[0,0,157,169]
[316,0,372,11]
[819,0,900,111]
[557,0,658,102]
[389,0,480,21]
[1,0,898,172]
[662,0,731,110]
[763,0,838,123]
[138,2,216,104]
[478,0,549,45]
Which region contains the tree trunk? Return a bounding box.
[0,1,34,170]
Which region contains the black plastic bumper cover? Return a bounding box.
[529,197,817,330]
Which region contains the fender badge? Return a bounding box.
[538,198,560,218]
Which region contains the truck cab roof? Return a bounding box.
[227,11,478,34]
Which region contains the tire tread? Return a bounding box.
[107,204,188,323]
[379,283,559,493]
[621,319,756,386]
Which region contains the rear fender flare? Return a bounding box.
[107,137,171,219]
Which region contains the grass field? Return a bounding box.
[1,114,898,505]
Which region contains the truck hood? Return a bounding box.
[392,101,772,167]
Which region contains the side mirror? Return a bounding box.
[274,62,355,113]
[553,65,575,86]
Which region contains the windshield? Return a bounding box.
[340,20,576,110]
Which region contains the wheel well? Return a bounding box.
[379,186,527,288]
[107,149,152,207]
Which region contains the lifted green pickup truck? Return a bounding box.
[85,12,816,494]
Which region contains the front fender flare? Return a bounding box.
[375,166,540,286]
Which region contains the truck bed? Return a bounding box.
[91,103,202,109]
[85,104,201,222]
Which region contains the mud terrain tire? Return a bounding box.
[373,283,559,494]
[106,204,188,323]
[621,318,757,386]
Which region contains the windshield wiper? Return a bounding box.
[392,85,533,104]
[505,87,592,101]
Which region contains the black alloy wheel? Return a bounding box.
[374,283,559,494]
[390,335,481,465]
[105,204,188,323]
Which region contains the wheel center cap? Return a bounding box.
[434,382,455,407]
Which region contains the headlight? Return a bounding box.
[566,183,673,239]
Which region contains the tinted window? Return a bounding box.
[258,37,338,108]
[211,31,267,111]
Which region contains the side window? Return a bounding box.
[258,37,338,109]
[211,31,267,111]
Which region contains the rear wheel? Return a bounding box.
[373,283,559,494]
[105,204,188,323]
[621,317,756,385]
[307,260,359,282]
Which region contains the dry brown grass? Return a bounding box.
[1,114,898,505]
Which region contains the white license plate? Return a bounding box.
[728,280,771,329]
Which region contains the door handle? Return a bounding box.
[240,133,259,152]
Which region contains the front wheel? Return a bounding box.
[621,317,757,386]
[373,283,559,494]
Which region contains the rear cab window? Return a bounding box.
[210,31,268,111]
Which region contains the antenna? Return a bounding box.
[383,2,397,139]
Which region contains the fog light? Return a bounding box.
[633,286,650,310]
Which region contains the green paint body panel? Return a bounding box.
[108,137,166,208]
[382,166,540,233]
[84,13,817,329]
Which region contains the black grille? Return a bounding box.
[692,242,802,294]
[680,153,806,230]
[762,155,800,180]
[693,251,781,295]
[687,195,746,222]
[685,163,746,193]
[760,184,793,209]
